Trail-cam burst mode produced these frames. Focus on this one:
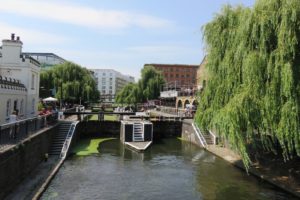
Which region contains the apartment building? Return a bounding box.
[90,69,134,102]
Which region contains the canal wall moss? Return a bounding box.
[0,125,59,200]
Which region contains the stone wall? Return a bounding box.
[77,121,121,138]
[181,119,202,148]
[0,125,58,199]
[76,120,182,141]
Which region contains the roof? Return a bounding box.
[23,52,66,62]
[144,64,199,68]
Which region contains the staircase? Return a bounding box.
[49,121,73,155]
[133,123,144,142]
[203,132,214,145]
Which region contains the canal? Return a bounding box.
[41,138,296,200]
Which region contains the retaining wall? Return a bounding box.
[76,120,182,140]
[0,125,58,199]
[181,119,203,147]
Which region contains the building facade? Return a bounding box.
[0,34,40,125]
[144,64,199,90]
[90,69,134,102]
[23,52,66,70]
[196,56,207,90]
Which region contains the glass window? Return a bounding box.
[31,74,35,89]
[6,99,11,118]
[20,99,24,115]
[32,98,35,113]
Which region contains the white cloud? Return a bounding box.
[0,22,69,45]
[0,0,172,29]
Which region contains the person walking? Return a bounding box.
[9,110,17,139]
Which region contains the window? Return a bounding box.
[102,86,106,89]
[32,98,35,113]
[176,74,179,78]
[109,90,112,94]
[20,99,24,115]
[102,90,106,94]
[6,99,11,118]
[109,86,112,89]
[103,73,106,76]
[31,74,35,89]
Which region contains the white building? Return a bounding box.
[0,34,40,125]
[90,69,135,102]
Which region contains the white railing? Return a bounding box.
[60,121,79,159]
[208,130,217,145]
[192,122,207,148]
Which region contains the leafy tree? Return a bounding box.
[195,0,300,169]
[115,66,165,104]
[40,62,99,103]
[138,66,165,102]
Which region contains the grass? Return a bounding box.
[87,114,119,121]
[72,138,116,156]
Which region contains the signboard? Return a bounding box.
[160,90,178,98]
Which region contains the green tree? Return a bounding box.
[115,66,165,104]
[40,62,99,103]
[138,66,165,102]
[195,0,300,169]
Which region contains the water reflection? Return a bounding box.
[41,138,296,200]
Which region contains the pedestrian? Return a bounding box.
[9,110,17,139]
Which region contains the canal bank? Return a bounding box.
[181,119,300,198]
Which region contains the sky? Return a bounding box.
[0,0,255,80]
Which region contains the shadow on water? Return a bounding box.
[42,138,297,200]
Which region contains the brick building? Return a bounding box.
[144,64,199,89]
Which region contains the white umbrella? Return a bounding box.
[43,97,58,102]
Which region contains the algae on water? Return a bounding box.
[72,138,116,156]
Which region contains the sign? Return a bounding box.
[160,90,178,98]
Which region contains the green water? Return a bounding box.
[41,138,296,200]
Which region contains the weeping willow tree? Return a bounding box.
[195,0,300,169]
[40,62,99,103]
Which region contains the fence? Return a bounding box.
[0,113,58,151]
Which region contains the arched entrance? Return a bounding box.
[184,100,190,109]
[177,100,182,109]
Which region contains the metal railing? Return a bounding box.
[0,113,58,151]
[192,122,207,148]
[208,130,217,145]
[60,121,79,159]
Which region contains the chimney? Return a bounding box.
[11,33,15,40]
[17,36,20,41]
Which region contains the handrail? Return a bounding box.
[192,122,207,148]
[60,121,79,159]
[208,130,217,145]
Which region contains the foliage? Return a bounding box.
[195,0,300,169]
[116,66,165,104]
[40,62,99,103]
